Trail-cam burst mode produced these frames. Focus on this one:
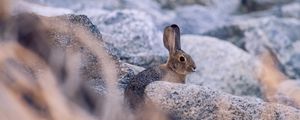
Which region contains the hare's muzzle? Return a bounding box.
[191,66,196,72]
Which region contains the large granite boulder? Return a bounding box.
[156,0,240,14]
[170,5,229,35]
[12,0,73,16]
[240,0,295,12]
[205,17,300,80]
[145,81,300,120]
[90,9,167,67]
[181,35,262,97]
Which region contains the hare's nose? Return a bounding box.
[191,66,196,72]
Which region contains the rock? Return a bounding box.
[240,0,294,12]
[25,0,158,11]
[2,12,136,119]
[156,0,240,14]
[205,17,300,80]
[56,14,102,39]
[118,62,145,91]
[88,62,145,95]
[49,14,150,95]
[43,14,113,84]
[282,2,300,19]
[91,9,167,67]
[171,5,229,35]
[145,81,300,120]
[181,35,262,97]
[118,0,173,27]
[240,17,300,79]
[18,13,138,96]
[23,0,113,10]
[11,13,109,83]
[238,2,300,20]
[21,0,181,35]
[25,0,167,26]
[12,0,73,16]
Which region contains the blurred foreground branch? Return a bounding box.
[258,48,300,108]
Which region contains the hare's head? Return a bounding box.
[163,24,196,75]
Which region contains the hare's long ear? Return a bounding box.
[171,24,181,50]
[163,24,181,54]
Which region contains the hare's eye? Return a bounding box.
[179,56,185,62]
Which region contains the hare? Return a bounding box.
[124,24,196,110]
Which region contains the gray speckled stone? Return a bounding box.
[145,81,300,120]
[88,62,145,95]
[240,17,300,80]
[91,10,167,67]
[171,5,229,35]
[181,35,262,97]
[47,14,116,84]
[237,2,300,20]
[205,17,300,80]
[118,62,145,90]
[282,2,300,20]
[30,14,138,95]
[24,0,114,10]
[240,0,294,12]
[156,0,240,14]
[12,0,73,17]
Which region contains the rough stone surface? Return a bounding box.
[35,15,104,85]
[25,0,169,27]
[39,14,140,95]
[88,62,145,95]
[145,81,300,120]
[90,9,167,67]
[24,0,110,10]
[241,17,300,80]
[205,17,300,80]
[240,0,294,12]
[118,62,145,91]
[282,2,300,20]
[156,0,240,14]
[181,35,262,97]
[171,5,229,35]
[230,2,300,21]
[12,0,73,16]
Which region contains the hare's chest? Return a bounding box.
[159,67,186,83]
[159,64,185,83]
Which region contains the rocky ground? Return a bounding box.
[10,0,300,119]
